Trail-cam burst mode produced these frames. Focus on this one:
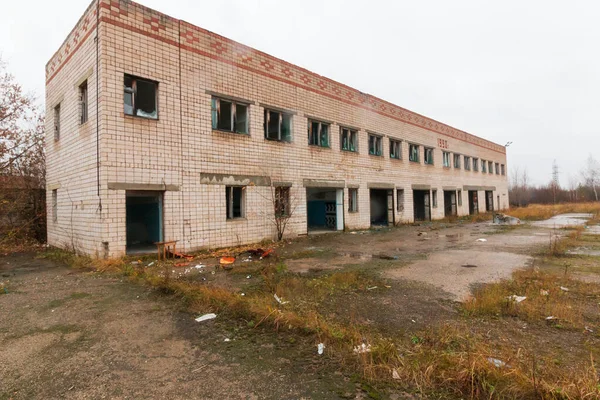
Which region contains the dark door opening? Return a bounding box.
[444,190,457,217]
[413,190,431,221]
[485,191,494,212]
[468,190,479,215]
[370,189,393,226]
[126,191,163,254]
[307,188,337,231]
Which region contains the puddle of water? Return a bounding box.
[532,213,593,229]
[567,247,600,256]
[339,252,399,261]
[443,233,464,242]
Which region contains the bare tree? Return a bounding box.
[268,183,300,241]
[582,154,599,201]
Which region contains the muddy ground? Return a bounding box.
[1,219,598,399]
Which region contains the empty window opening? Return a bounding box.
[79,80,88,124]
[454,154,461,169]
[341,127,358,152]
[468,191,479,215]
[307,187,342,231]
[444,190,457,217]
[53,103,61,141]
[442,151,451,167]
[368,134,382,156]
[308,120,329,147]
[409,144,420,163]
[482,160,487,173]
[495,163,500,175]
[211,97,248,134]
[265,109,292,142]
[501,164,505,176]
[488,161,493,174]
[124,75,158,119]
[473,158,479,172]
[390,139,402,159]
[397,189,405,212]
[432,189,438,208]
[485,191,494,212]
[52,189,58,223]
[126,191,163,254]
[348,188,358,212]
[275,186,290,217]
[464,156,471,171]
[413,190,431,221]
[370,189,393,226]
[424,147,434,165]
[226,186,245,219]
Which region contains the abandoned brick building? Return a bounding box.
[45,0,509,257]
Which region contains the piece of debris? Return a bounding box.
[246,275,251,279]
[411,319,416,323]
[194,264,205,269]
[487,357,506,368]
[174,262,190,267]
[220,256,236,265]
[546,316,557,321]
[131,261,140,265]
[317,343,325,355]
[507,295,527,303]
[493,213,521,225]
[367,286,378,291]
[240,293,245,296]
[224,338,231,342]
[476,238,487,242]
[540,289,549,296]
[166,250,194,260]
[353,343,372,354]
[274,294,289,305]
[585,326,594,333]
[147,262,155,267]
[560,286,569,292]
[392,369,401,380]
[195,313,217,323]
[417,232,427,236]
[461,264,477,268]
[246,248,274,259]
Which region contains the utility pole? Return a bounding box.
[552,160,560,204]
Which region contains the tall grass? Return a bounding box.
[509,202,600,221]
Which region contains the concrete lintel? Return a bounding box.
[47,183,62,191]
[259,103,298,115]
[273,181,293,187]
[411,184,431,190]
[108,182,179,191]
[463,185,497,191]
[303,179,345,189]
[305,115,335,126]
[205,90,256,105]
[200,173,271,187]
[442,186,457,191]
[367,182,395,189]
[347,184,360,189]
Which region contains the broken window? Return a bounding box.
[457,190,463,206]
[211,97,248,134]
[274,186,290,217]
[348,188,358,212]
[308,120,329,147]
[265,109,292,142]
[53,103,61,141]
[226,186,245,219]
[443,151,450,167]
[464,156,471,171]
[473,158,479,172]
[432,190,438,208]
[368,134,382,156]
[501,164,505,176]
[488,161,493,174]
[482,160,487,173]
[409,144,420,163]
[340,127,358,152]
[396,189,405,212]
[79,80,88,124]
[390,139,402,159]
[454,154,461,169]
[52,189,57,223]
[124,74,158,119]
[495,163,500,175]
[424,147,434,165]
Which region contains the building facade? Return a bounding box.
[46,0,509,257]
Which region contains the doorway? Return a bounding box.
[306,188,343,232]
[468,191,479,215]
[126,191,163,254]
[485,191,494,212]
[413,190,431,221]
[444,190,457,217]
[370,189,394,226]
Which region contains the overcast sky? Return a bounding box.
[1,0,597,186]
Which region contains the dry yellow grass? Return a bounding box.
[508,202,600,221]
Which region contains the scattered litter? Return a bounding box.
[220,256,236,266]
[274,294,289,305]
[585,326,594,333]
[351,232,357,235]
[317,343,325,355]
[384,285,392,289]
[131,261,140,265]
[461,264,477,268]
[191,364,207,373]
[353,343,372,354]
[411,319,416,323]
[540,289,549,296]
[247,248,274,259]
[560,286,569,292]
[507,295,527,303]
[240,293,245,296]
[224,338,231,342]
[487,357,506,368]
[367,286,378,291]
[476,238,487,242]
[246,275,251,279]
[211,271,216,275]
[493,213,521,225]
[242,257,252,262]
[174,262,190,267]
[194,264,205,269]
[392,369,401,380]
[166,250,194,260]
[546,316,556,320]
[147,262,155,267]
[417,232,427,236]
[195,313,217,323]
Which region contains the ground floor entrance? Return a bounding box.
[485,190,494,212]
[413,190,431,221]
[444,190,457,217]
[126,191,163,254]
[370,189,394,226]
[468,191,479,215]
[306,188,343,232]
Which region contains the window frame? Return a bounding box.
[368,134,383,156]
[211,97,249,134]
[442,151,451,168]
[389,139,402,160]
[274,186,291,217]
[53,103,61,141]
[409,144,420,163]
[308,119,330,148]
[501,164,506,176]
[264,109,292,142]
[454,153,461,169]
[348,188,358,213]
[424,147,434,165]
[464,156,471,171]
[488,161,493,174]
[124,74,158,120]
[340,127,358,152]
[226,186,246,220]
[79,80,88,124]
[473,158,479,172]
[482,159,487,173]
[495,163,500,175]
